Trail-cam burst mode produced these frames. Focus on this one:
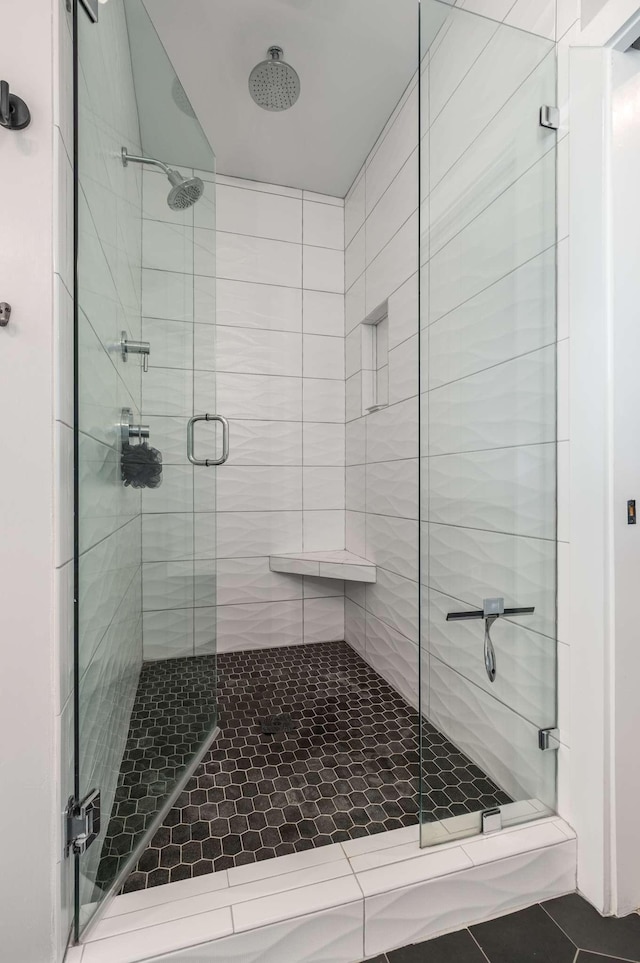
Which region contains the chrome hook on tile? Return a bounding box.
[120,407,150,447]
[120,331,151,372]
[0,302,11,327]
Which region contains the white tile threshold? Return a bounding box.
[269,549,377,582]
[70,816,576,963]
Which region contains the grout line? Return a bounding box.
[427,438,559,458]
[428,43,555,197]
[427,650,554,731]
[346,205,417,294]
[428,17,500,132]
[468,927,493,963]
[358,147,418,248]
[78,513,140,559]
[538,900,582,945]
[144,263,344,300]
[428,140,556,262]
[569,952,640,962]
[422,243,558,333]
[424,518,556,545]
[359,72,419,181]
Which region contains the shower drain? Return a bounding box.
[259,713,296,735]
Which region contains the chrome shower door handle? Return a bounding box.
[187,414,230,467]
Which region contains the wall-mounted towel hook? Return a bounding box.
[119,407,149,447]
[0,81,31,131]
[120,331,150,372]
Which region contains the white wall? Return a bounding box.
[609,45,640,917]
[0,0,69,959]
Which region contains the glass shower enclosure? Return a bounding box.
[71,0,560,947]
[74,0,220,935]
[419,1,559,844]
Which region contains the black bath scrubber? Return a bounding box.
[121,441,163,489]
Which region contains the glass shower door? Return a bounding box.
[419,1,558,844]
[74,0,219,936]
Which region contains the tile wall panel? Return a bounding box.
[343,74,421,707]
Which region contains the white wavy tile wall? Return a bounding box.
[345,0,575,811]
[343,72,421,712]
[141,175,346,656]
[141,163,212,660]
[75,0,145,901]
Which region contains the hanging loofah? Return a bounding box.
[121,441,163,489]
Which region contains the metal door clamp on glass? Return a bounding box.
[446,599,535,683]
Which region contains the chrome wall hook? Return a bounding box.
[120,407,150,447]
[0,80,31,131]
[0,302,11,327]
[120,331,151,372]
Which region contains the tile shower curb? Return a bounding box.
[66,817,577,962]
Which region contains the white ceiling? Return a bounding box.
[143,0,418,197]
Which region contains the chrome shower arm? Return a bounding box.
[121,147,170,176]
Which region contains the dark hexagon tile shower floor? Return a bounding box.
[118,641,510,892]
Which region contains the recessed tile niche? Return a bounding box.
[361,300,389,415]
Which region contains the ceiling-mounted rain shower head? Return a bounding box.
[171,77,197,119]
[121,147,205,211]
[249,46,300,112]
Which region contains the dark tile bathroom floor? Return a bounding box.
[366,894,640,963]
[96,655,218,891]
[111,640,509,893]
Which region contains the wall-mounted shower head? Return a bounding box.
[166,169,205,211]
[249,46,300,112]
[121,147,205,210]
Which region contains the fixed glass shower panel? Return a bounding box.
[419,2,558,845]
[75,0,219,935]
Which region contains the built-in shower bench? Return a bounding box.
[269,549,377,582]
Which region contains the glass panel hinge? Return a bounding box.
[538,728,560,751]
[540,106,559,130]
[482,808,503,834]
[65,789,101,857]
